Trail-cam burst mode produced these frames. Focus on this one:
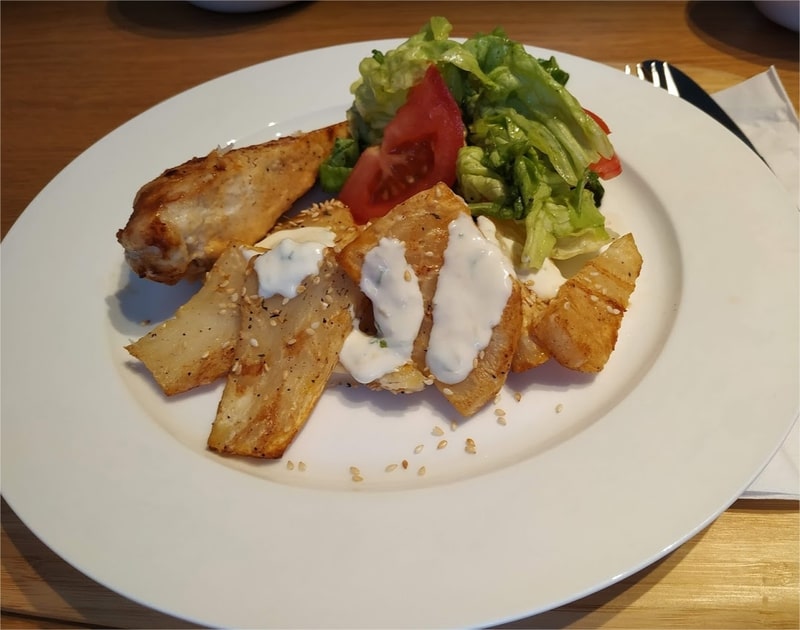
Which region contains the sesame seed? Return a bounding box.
[437,439,448,450]
[219,279,230,288]
[305,327,316,335]
[352,474,364,483]
[442,387,454,396]
[282,297,290,305]
[229,293,239,303]
[465,438,477,454]
[432,425,445,436]
[286,338,297,345]
[269,319,277,327]
[514,392,522,402]
[450,420,458,431]
[417,466,427,476]
[402,459,409,469]
[349,466,361,475]
[385,463,398,473]
[404,269,412,282]
[497,416,508,426]
[495,408,506,416]
[201,351,210,359]
[286,460,295,470]
[249,337,259,347]
[563,301,571,310]
[555,403,564,413]
[414,444,424,454]
[298,461,307,472]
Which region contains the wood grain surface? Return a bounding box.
[2,2,798,628]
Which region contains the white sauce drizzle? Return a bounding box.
[427,213,514,384]
[339,238,424,384]
[251,228,335,299]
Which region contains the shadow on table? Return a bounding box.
[106,0,312,38]
[1,498,204,629]
[686,0,799,70]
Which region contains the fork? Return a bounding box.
[624,61,680,96]
[624,59,765,160]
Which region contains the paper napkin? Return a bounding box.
[712,67,799,500]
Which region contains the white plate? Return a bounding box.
[2,40,798,628]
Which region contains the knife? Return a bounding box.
[643,59,767,163]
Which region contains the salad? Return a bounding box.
[320,17,622,271]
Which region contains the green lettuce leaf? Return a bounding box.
[339,17,617,269]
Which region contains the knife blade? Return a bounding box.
[643,59,766,163]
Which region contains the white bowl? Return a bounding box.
[753,0,800,32]
[188,0,296,13]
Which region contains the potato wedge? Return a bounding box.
[125,245,248,396]
[338,183,464,395]
[511,281,551,372]
[339,183,522,416]
[207,200,363,458]
[207,252,365,458]
[125,199,359,396]
[532,233,643,372]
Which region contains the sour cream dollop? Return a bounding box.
[427,213,514,384]
[339,237,424,383]
[251,227,336,299]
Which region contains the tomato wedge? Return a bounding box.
[339,65,466,223]
[584,108,622,179]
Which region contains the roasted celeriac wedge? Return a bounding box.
[338,183,522,416]
[207,201,365,458]
[532,233,642,372]
[125,244,249,396]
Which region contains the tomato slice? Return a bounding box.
[339,65,465,222]
[584,108,622,180]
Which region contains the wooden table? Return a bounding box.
[2,2,798,628]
